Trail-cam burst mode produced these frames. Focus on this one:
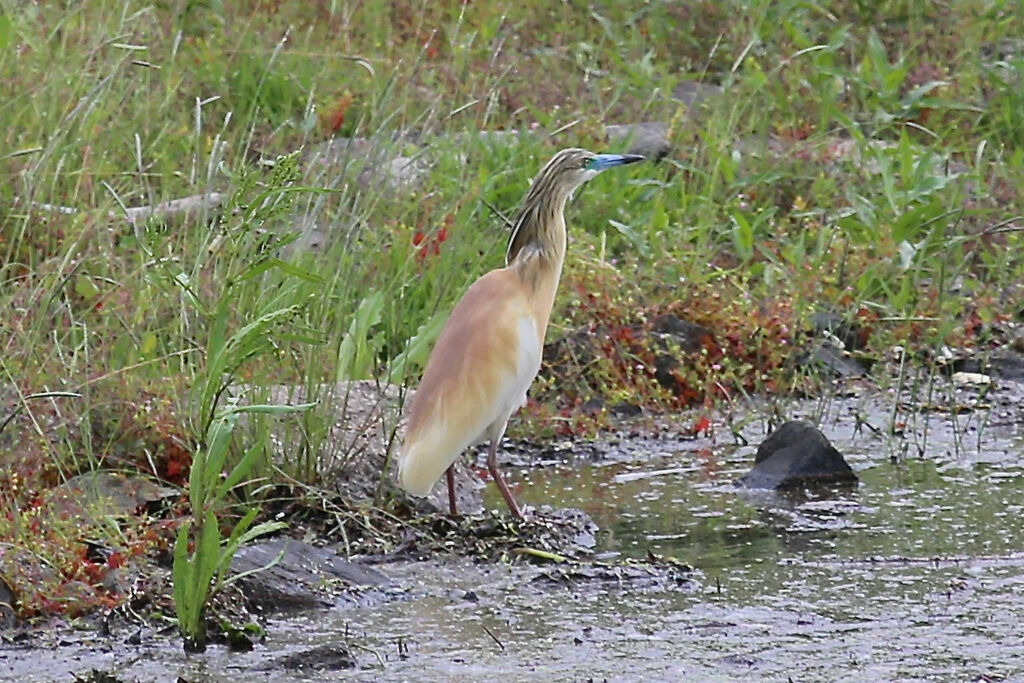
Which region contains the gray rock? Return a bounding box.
[798,341,869,379]
[671,81,724,110]
[810,311,867,351]
[737,421,858,490]
[951,349,1024,382]
[270,643,358,672]
[605,121,671,159]
[0,574,16,630]
[305,136,428,193]
[232,537,388,611]
[54,471,177,518]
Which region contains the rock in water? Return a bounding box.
[231,538,388,610]
[737,421,858,490]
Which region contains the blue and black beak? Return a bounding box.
[586,153,646,171]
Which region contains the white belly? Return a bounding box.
[480,311,541,443]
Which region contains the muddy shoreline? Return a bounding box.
[3,371,1023,680]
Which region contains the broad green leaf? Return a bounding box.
[74,274,100,299]
[730,211,754,260]
[899,129,913,180]
[216,508,260,585]
[337,291,384,381]
[265,258,325,284]
[236,258,278,281]
[196,510,221,597]
[901,80,948,106]
[892,201,947,243]
[235,520,288,546]
[607,219,651,258]
[171,522,194,630]
[223,401,318,415]
[389,312,446,383]
[188,446,206,513]
[0,14,12,50]
[139,332,158,357]
[203,411,239,496]
[276,331,327,345]
[216,443,264,499]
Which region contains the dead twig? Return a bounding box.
[482,198,514,230]
[14,192,226,226]
[350,642,386,668]
[482,624,505,651]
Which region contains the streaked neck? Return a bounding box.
[505,189,570,267]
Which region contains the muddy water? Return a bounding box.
[275,398,1024,681]
[338,399,1024,681]
[7,395,1024,681]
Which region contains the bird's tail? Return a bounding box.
[398,422,470,497]
[398,441,437,497]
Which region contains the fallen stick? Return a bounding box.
[120,192,226,226]
[15,192,226,225]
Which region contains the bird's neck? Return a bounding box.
[506,188,570,265]
[507,197,568,339]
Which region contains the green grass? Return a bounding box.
[1,0,1023,623]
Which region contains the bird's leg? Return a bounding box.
[445,464,458,518]
[487,439,523,520]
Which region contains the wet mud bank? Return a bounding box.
[3,374,1024,680]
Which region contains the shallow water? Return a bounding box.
[334,395,1024,681]
[6,392,1024,681]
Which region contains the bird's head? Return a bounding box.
[541,148,646,196]
[506,147,644,265]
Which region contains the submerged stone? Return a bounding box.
[528,559,699,593]
[737,420,858,490]
[270,644,358,672]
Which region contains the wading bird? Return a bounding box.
[399,148,644,519]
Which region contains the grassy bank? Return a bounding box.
[1,0,1022,620]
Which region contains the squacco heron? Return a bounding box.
[399,148,644,519]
